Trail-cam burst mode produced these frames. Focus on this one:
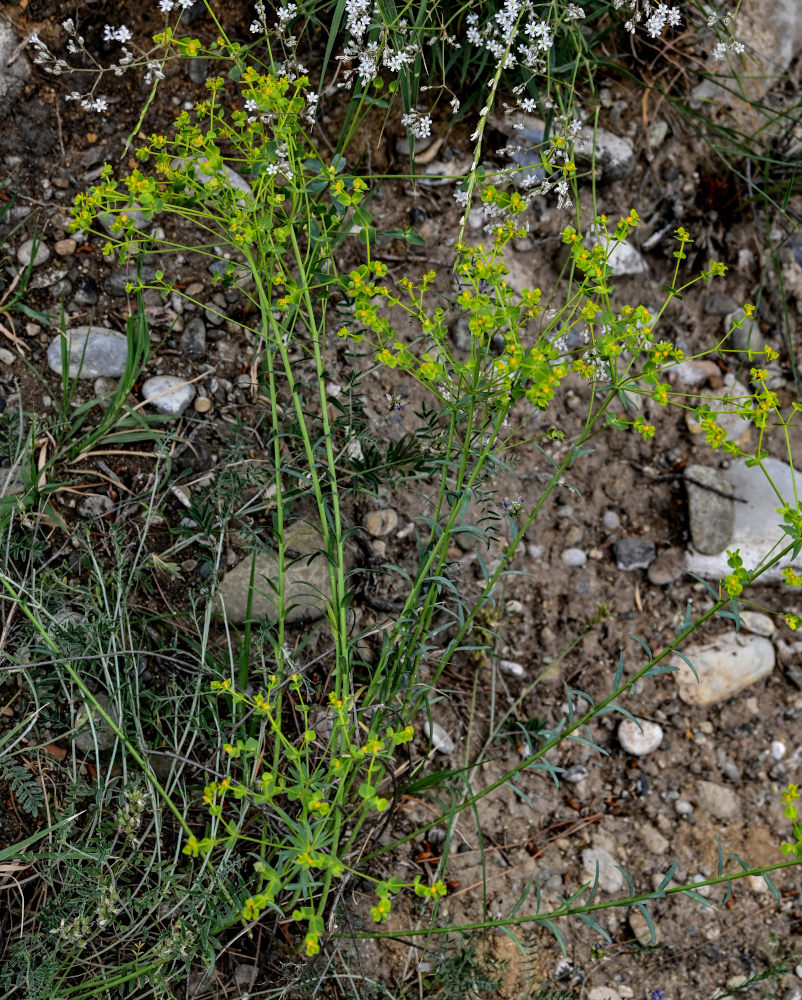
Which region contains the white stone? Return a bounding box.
[606,240,648,276]
[588,989,621,1000]
[142,376,195,415]
[771,740,786,761]
[562,547,587,567]
[364,508,398,537]
[618,717,663,756]
[47,326,129,378]
[424,720,455,754]
[171,157,252,199]
[672,632,774,706]
[499,658,524,678]
[581,845,624,893]
[0,22,31,105]
[695,780,740,820]
[17,238,49,267]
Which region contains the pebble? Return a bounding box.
[695,780,739,820]
[672,632,775,706]
[668,358,722,387]
[93,376,118,405]
[563,764,588,783]
[17,238,50,268]
[613,536,655,571]
[424,720,455,754]
[674,799,694,815]
[99,205,149,236]
[685,457,802,582]
[738,610,775,636]
[628,908,657,946]
[105,265,158,297]
[618,718,663,756]
[725,307,766,360]
[602,509,621,531]
[647,548,685,585]
[179,316,207,358]
[142,376,195,415]
[499,658,524,678]
[685,465,734,555]
[581,845,624,892]
[73,274,98,306]
[648,118,669,150]
[562,547,587,567]
[171,156,252,200]
[771,740,786,761]
[0,347,14,366]
[46,326,129,378]
[364,508,398,537]
[193,396,212,413]
[54,238,77,256]
[74,693,119,752]
[188,57,208,83]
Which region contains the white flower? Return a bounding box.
[158,0,175,10]
[712,41,728,59]
[103,25,133,44]
[450,95,460,114]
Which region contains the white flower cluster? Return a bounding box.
[103,24,132,44]
[401,111,433,140]
[158,0,197,12]
[707,7,744,59]
[250,0,267,33]
[465,1,556,74]
[614,0,681,37]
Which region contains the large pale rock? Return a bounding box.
[47,326,129,378]
[672,633,774,706]
[171,157,252,199]
[142,375,195,415]
[685,457,802,582]
[215,524,350,624]
[581,845,624,893]
[685,374,751,443]
[695,780,740,820]
[0,22,31,105]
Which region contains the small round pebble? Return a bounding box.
[499,658,524,678]
[193,396,212,413]
[364,508,398,537]
[54,238,77,256]
[771,740,786,761]
[602,509,621,531]
[142,375,195,415]
[618,717,664,756]
[17,238,50,267]
[562,547,587,567]
[423,720,455,754]
[675,799,694,816]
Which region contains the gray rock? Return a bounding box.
[705,292,738,316]
[93,376,118,407]
[0,467,23,496]
[188,57,208,83]
[105,265,158,296]
[602,509,621,531]
[562,547,587,567]
[618,717,663,756]
[647,548,685,585]
[674,799,694,815]
[78,494,114,518]
[73,275,98,306]
[724,308,766,361]
[0,22,31,106]
[142,376,195,415]
[214,524,349,624]
[613,536,655,571]
[499,658,524,678]
[423,720,455,754]
[685,465,734,555]
[450,316,472,352]
[47,326,129,378]
[17,237,49,268]
[581,845,624,893]
[563,764,588,783]
[671,632,775,706]
[583,126,635,181]
[74,693,119,752]
[648,119,669,150]
[685,457,802,581]
[179,316,206,358]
